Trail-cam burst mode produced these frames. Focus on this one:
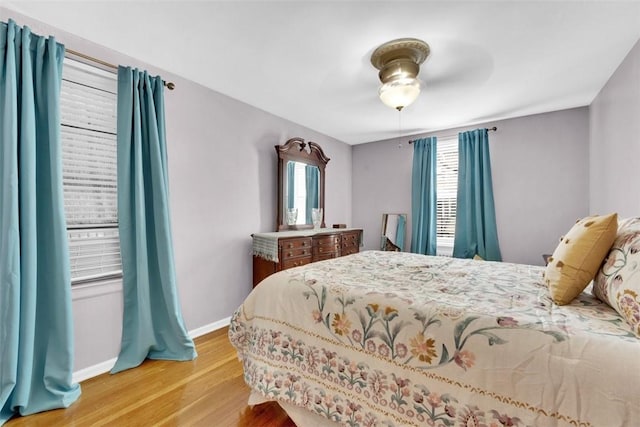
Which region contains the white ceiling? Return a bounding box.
[6,1,640,144]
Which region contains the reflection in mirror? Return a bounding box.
[381,213,407,251]
[286,161,320,225]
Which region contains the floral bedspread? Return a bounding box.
[229,251,639,427]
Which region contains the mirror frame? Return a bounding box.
[381,213,407,251]
[276,137,329,231]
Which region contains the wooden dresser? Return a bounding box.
[252,228,362,286]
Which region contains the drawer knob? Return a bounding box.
[288,252,292,257]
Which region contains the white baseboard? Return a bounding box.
[189,316,232,339]
[72,317,232,384]
[73,357,117,384]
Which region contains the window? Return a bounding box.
[61,58,122,284]
[436,138,458,253]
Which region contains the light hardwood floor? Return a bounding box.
[6,327,296,426]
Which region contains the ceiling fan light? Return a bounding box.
[371,38,429,111]
[378,78,421,111]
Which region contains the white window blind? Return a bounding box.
[61,58,122,284]
[436,138,458,248]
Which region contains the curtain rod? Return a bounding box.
[408,126,497,144]
[65,48,175,90]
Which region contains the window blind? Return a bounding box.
[436,138,458,244]
[61,58,122,284]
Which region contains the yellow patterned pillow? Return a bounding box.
[545,213,618,305]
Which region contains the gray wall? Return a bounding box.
[1,9,352,372]
[353,107,590,266]
[590,39,640,217]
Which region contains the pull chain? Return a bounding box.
[397,109,403,148]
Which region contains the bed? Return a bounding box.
[229,250,639,426]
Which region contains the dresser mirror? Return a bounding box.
[276,137,329,231]
[381,213,407,251]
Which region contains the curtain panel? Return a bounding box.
[410,137,437,255]
[0,20,80,424]
[453,128,502,261]
[112,66,196,374]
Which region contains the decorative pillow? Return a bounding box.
[544,213,618,305]
[593,217,640,335]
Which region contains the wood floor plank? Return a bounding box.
[5,327,294,426]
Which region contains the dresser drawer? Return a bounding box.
[314,234,340,246]
[280,237,312,252]
[340,231,360,256]
[281,256,312,270]
[341,231,360,248]
[279,237,311,260]
[313,234,340,259]
[282,247,311,260]
[314,252,338,261]
[314,245,339,256]
[341,246,359,256]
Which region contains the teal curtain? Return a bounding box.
[287,161,295,210]
[112,66,196,374]
[410,137,437,255]
[305,165,319,224]
[396,214,406,251]
[0,20,81,423]
[453,129,502,261]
